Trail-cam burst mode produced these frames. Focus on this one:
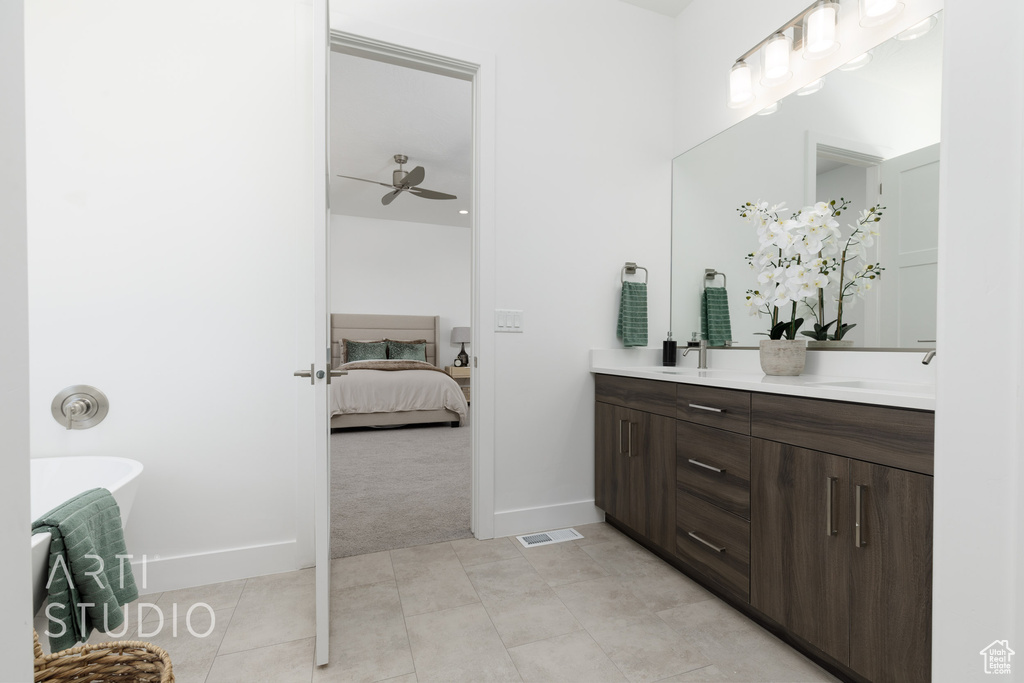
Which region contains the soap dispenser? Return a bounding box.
[662,332,677,367]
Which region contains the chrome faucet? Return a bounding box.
[681,339,708,369]
[922,350,936,365]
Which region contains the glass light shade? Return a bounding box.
[860,0,904,27]
[796,78,825,96]
[760,33,792,86]
[838,51,873,71]
[803,1,840,60]
[757,102,779,116]
[896,15,937,41]
[728,61,754,108]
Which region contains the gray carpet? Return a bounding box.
[330,423,472,558]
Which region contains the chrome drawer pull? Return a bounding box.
[855,484,866,548]
[826,476,837,537]
[687,531,726,553]
[688,403,725,413]
[688,458,725,474]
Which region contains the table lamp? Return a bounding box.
[451,327,471,367]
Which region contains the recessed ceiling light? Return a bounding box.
[758,102,779,116]
[896,15,937,41]
[838,52,873,71]
[796,79,825,96]
[458,210,469,215]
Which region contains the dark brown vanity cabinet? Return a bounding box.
[594,373,936,683]
[674,385,752,600]
[750,395,934,683]
[594,375,676,552]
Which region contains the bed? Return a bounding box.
[330,313,469,429]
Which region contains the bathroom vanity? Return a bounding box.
[593,367,934,683]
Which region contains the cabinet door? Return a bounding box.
[751,439,851,665]
[849,460,932,683]
[636,409,676,552]
[594,402,645,535]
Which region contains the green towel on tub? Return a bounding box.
[617,281,648,347]
[701,286,733,347]
[32,487,139,652]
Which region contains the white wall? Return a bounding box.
[24,0,317,592]
[333,0,676,534]
[330,214,470,361]
[674,0,1024,679]
[0,1,34,678]
[933,1,1024,680]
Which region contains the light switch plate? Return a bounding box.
[495,309,524,333]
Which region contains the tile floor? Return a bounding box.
[35,523,839,683]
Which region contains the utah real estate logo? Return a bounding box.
[980,640,1014,675]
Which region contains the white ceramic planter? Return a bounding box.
[759,339,808,376]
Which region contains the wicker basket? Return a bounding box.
[34,630,174,682]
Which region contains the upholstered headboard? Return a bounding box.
[330,313,442,368]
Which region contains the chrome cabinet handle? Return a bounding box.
[688,403,725,413]
[688,531,725,553]
[826,477,837,536]
[627,421,634,458]
[618,420,627,456]
[688,458,725,474]
[293,363,315,386]
[855,484,866,547]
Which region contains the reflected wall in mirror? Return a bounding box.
[672,12,942,349]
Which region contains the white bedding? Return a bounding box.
[330,360,468,423]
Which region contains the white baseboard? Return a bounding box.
[130,539,309,594]
[492,500,604,539]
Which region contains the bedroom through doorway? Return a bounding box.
[326,42,475,558]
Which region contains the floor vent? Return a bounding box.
[516,528,583,548]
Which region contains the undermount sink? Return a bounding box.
[809,379,934,394]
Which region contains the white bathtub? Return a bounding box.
[31,456,144,614]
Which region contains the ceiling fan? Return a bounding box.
[337,154,457,206]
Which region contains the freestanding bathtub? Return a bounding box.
[30,456,144,614]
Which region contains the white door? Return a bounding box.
[877,143,940,348]
[309,0,332,666]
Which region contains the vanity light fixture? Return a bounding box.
[761,33,793,86]
[728,60,755,108]
[803,1,840,60]
[896,15,937,41]
[458,209,469,214]
[757,102,780,116]
[838,51,873,71]
[860,0,904,27]
[796,78,825,96]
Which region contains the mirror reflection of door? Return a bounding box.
[328,48,474,559]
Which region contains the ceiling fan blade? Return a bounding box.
[401,166,425,188]
[381,189,404,206]
[337,174,396,189]
[408,187,457,200]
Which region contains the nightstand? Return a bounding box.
[444,365,471,403]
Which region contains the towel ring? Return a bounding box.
[704,268,726,290]
[621,262,648,284]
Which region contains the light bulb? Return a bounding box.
[860,0,904,27]
[803,1,840,60]
[728,61,754,108]
[761,33,792,86]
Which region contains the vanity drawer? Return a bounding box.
[676,490,750,601]
[595,374,676,419]
[750,393,934,475]
[676,384,750,434]
[677,421,750,519]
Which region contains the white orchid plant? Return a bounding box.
[738,199,885,341]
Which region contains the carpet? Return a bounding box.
[330,423,472,558]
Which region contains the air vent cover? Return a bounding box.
[515,528,583,548]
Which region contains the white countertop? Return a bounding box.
[591,349,936,411]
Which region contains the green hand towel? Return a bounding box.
[32,487,139,652]
[701,287,733,347]
[617,281,648,347]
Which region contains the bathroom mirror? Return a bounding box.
[671,12,942,349]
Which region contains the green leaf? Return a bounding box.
[831,323,857,340]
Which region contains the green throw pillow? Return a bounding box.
[387,340,427,362]
[344,340,387,362]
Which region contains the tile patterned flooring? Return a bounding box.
[36,523,839,682]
